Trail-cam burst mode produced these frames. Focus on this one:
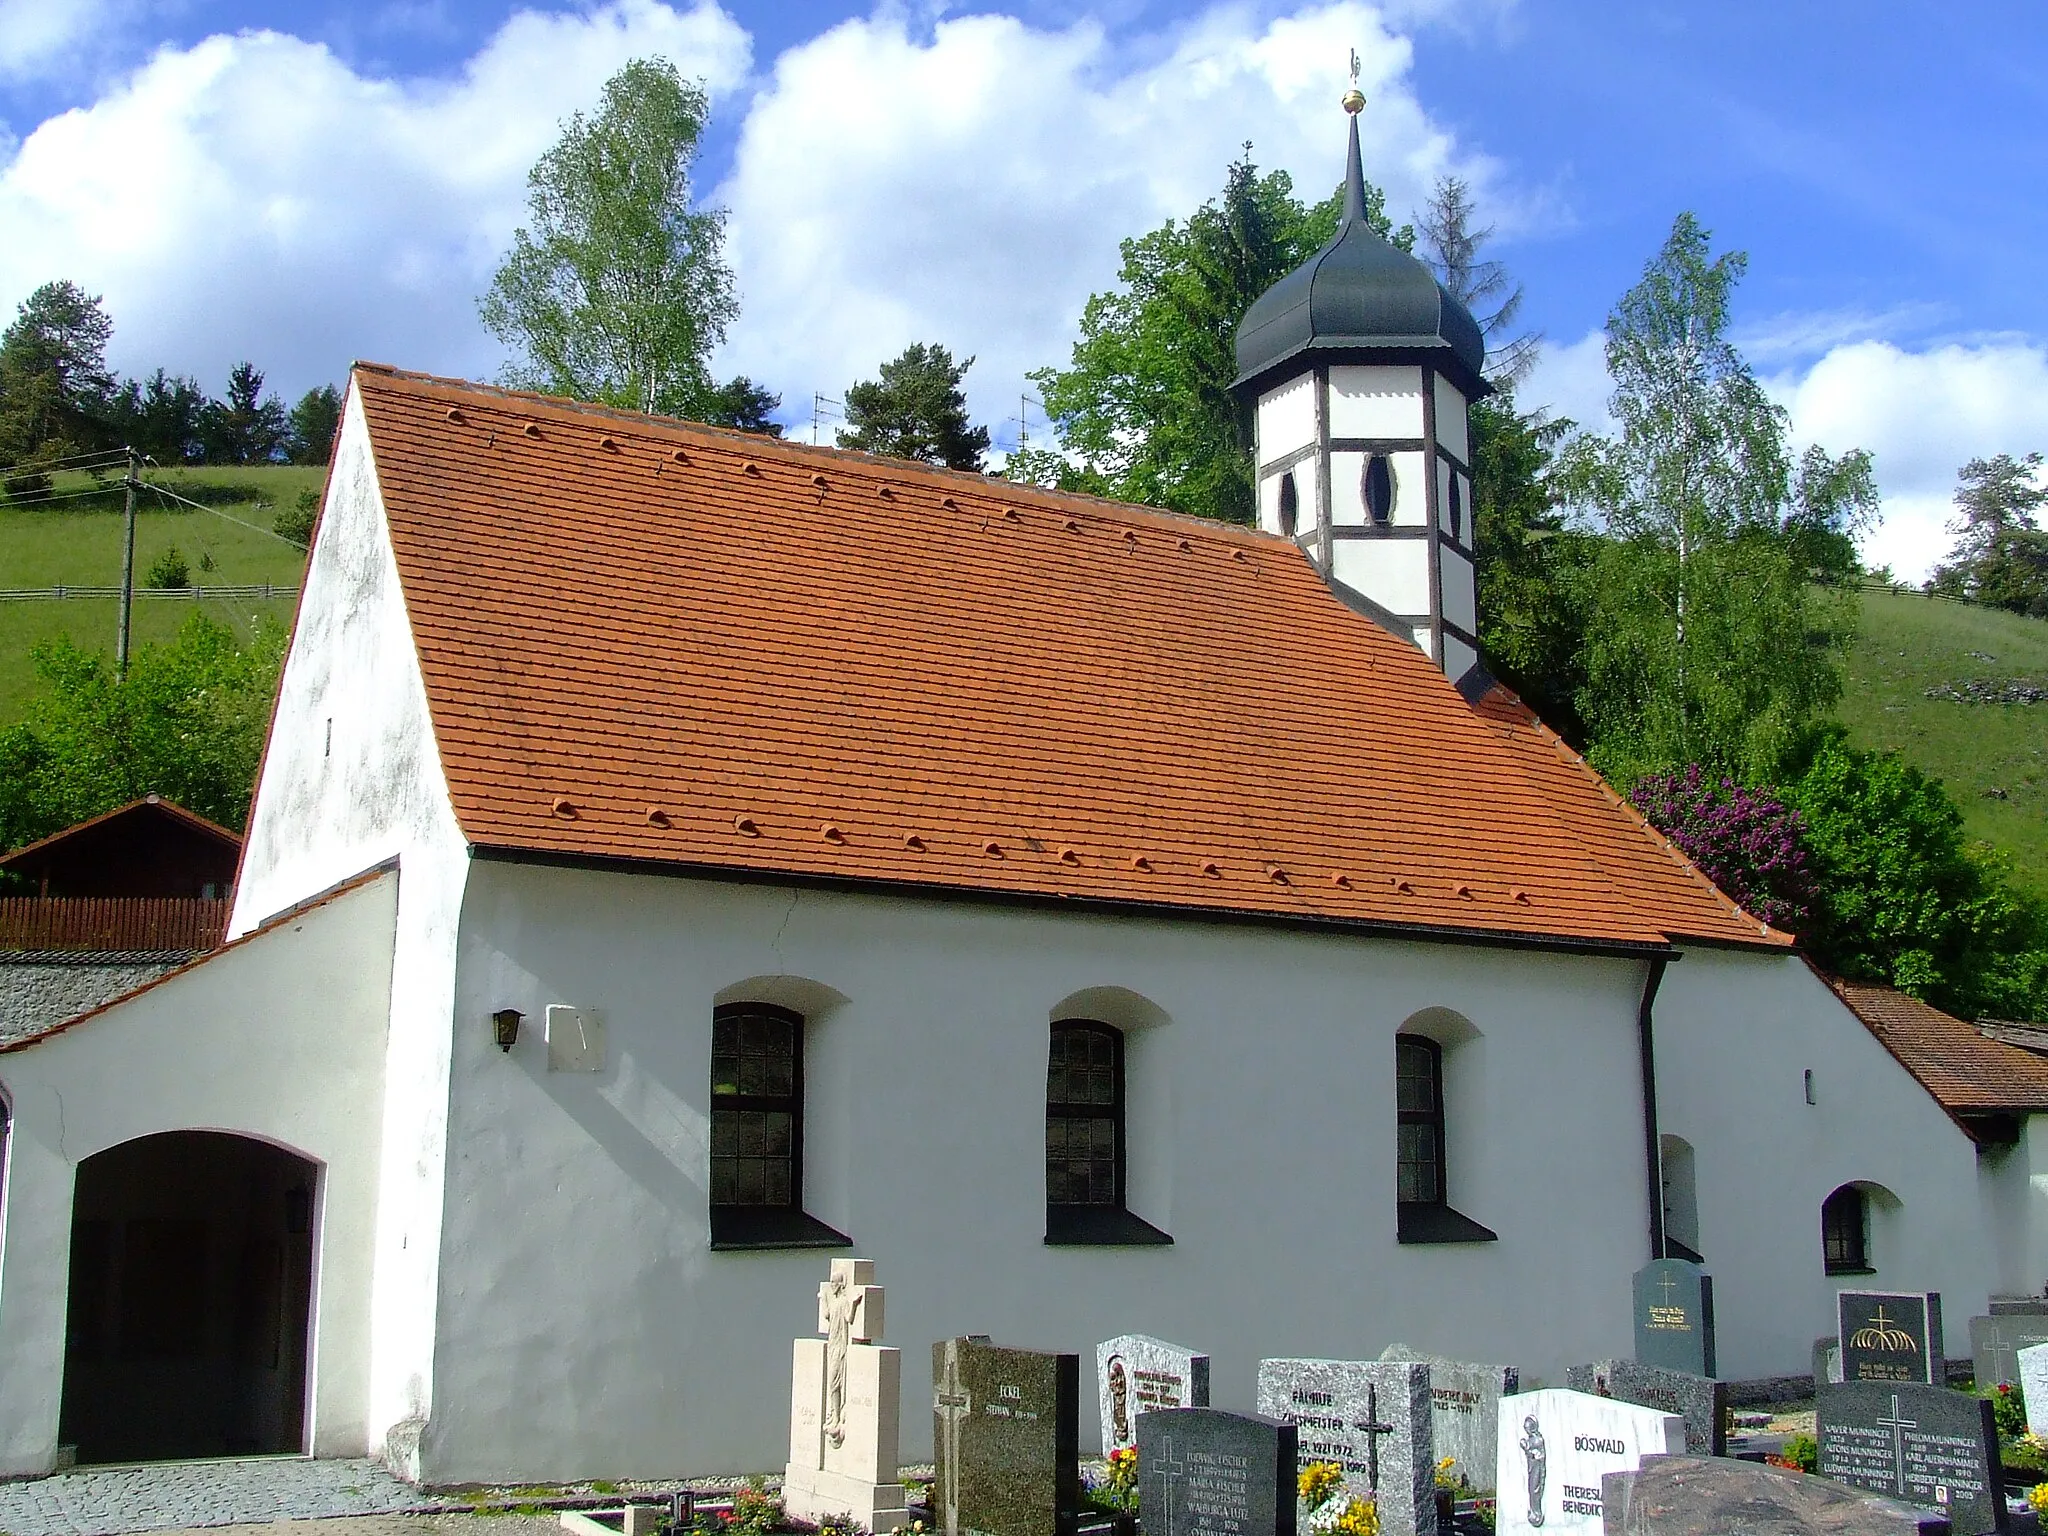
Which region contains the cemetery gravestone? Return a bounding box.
[1098,1335,1211,1454]
[1990,1295,2048,1316]
[1490,1389,1683,1536]
[1562,1360,1725,1459]
[1256,1358,1435,1536]
[1813,1335,1844,1387]
[1969,1312,2048,1391]
[1816,1380,2005,1534]
[1840,1291,1945,1385]
[1379,1345,1518,1493]
[1600,1454,1956,1535]
[2017,1341,2048,1437]
[1631,1259,1716,1378]
[784,1258,909,1533]
[1136,1408,1296,1536]
[932,1336,1080,1536]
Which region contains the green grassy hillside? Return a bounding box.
[1838,589,2048,897]
[0,465,313,720]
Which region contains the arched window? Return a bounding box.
[710,1001,848,1249]
[1046,1021,1170,1246]
[1822,1184,1871,1274]
[1277,472,1299,537]
[1363,454,1394,525]
[1396,1035,1444,1205]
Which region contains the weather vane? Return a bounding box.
[1343,49,1365,115]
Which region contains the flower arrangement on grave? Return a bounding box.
[1766,1434,1817,1475]
[697,1478,791,1536]
[1298,1462,1345,1509]
[1432,1457,1477,1497]
[1299,1462,1377,1536]
[1101,1446,1139,1512]
[1989,1381,2029,1440]
[2031,1481,2048,1517]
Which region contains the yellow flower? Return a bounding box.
[1332,1497,1380,1536]
[2029,1482,2048,1516]
[1299,1461,1345,1508]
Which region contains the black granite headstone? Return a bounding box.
[1989,1295,2048,1317]
[1631,1259,1715,1378]
[1969,1312,2048,1390]
[1815,1381,2005,1535]
[1137,1408,1297,1536]
[1601,1454,1954,1534]
[1840,1291,1945,1386]
[1563,1361,1725,1458]
[933,1336,1081,1536]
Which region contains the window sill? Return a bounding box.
[710,1207,853,1251]
[1824,1263,1875,1277]
[1397,1202,1497,1244]
[1045,1206,1173,1246]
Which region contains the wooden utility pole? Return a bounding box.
[117,446,138,678]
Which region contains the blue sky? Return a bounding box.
[3,0,2045,576]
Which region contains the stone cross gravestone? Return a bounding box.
[1631,1259,1716,1378]
[1816,1380,2005,1534]
[1970,1312,2048,1391]
[1601,1454,1956,1535]
[932,1336,1080,1536]
[1378,1345,1517,1493]
[1491,1389,1683,1536]
[1098,1335,1211,1454]
[1840,1291,1945,1385]
[784,1258,909,1533]
[2018,1341,2048,1436]
[1562,1360,1725,1458]
[1137,1408,1296,1536]
[1255,1358,1434,1536]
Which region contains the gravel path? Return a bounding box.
[0,1458,448,1536]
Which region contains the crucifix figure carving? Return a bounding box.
[818,1259,884,1447]
[934,1341,972,1534]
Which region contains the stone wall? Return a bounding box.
[0,955,184,1044]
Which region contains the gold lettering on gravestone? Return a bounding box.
[1644,1273,1692,1332]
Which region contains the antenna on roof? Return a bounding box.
[811,392,844,446]
[1005,392,1044,456]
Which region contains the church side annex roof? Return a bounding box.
[1828,978,2048,1121]
[348,365,1783,954]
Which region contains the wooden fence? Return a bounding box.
[0,897,229,953]
[0,584,299,603]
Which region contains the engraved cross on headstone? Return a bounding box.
[1153,1434,1188,1536]
[1876,1393,1918,1497]
[934,1343,972,1533]
[1354,1385,1396,1493]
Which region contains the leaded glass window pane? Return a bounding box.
[710,1005,802,1210]
[1048,1023,1123,1209]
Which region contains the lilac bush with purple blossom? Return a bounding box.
[1629,766,1818,931]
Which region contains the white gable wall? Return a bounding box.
[0,873,396,1475]
[1654,951,1999,1377]
[421,858,1653,1483]
[230,384,471,1475]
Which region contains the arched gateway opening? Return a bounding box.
[60,1131,316,1464]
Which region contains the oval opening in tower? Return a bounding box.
[1363,454,1394,525]
[1447,471,1464,541]
[1277,471,1299,537]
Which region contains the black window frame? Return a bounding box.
[1363,454,1395,526]
[1446,471,1464,542]
[1394,1033,1496,1244]
[708,1001,849,1251]
[1044,1020,1170,1247]
[1278,471,1299,537]
[1822,1184,1871,1275]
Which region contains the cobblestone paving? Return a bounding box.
[148,1518,555,1536]
[0,1457,448,1536]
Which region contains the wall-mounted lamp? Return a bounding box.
[493,1008,524,1053]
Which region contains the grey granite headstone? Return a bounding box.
[1600,1453,1954,1534]
[1098,1334,1211,1453]
[1631,1259,1715,1378]
[1813,1335,1845,1387]
[1380,1345,1518,1492]
[1256,1358,1435,1536]
[1563,1361,1725,1459]
[1990,1295,2048,1316]
[1840,1291,1945,1385]
[1492,1389,1685,1536]
[2018,1340,2048,1436]
[1816,1380,2005,1534]
[1969,1312,2048,1390]
[932,1336,1080,1536]
[1137,1408,1296,1536]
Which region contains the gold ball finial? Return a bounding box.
[1342,87,1366,115]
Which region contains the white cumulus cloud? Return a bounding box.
[0,0,751,400]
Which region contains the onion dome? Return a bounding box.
[1233,109,1489,399]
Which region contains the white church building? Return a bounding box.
[1,109,2045,1487]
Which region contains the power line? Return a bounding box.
[5,446,132,473]
[141,479,308,550]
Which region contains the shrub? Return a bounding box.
[1779,1433,1817,1474]
[1629,766,1817,929]
[144,545,191,590]
[274,487,318,546]
[1992,1381,2028,1440]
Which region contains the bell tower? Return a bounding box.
[1230,65,1491,684]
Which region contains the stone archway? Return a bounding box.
[59,1131,317,1464]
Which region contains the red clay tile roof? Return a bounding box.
[1828,977,2048,1115]
[350,365,1784,952]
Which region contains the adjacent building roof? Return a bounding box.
[349,365,1784,954]
[0,795,240,899]
[1233,116,1487,398]
[1828,977,2048,1122]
